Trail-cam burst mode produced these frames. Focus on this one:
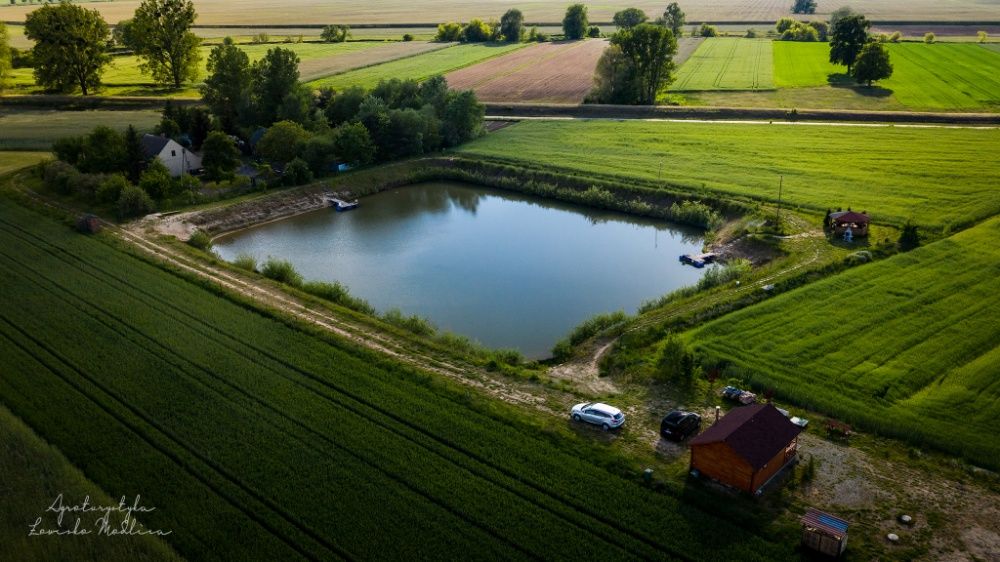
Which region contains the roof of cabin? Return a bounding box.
[690,403,803,470]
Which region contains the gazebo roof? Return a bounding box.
[830,211,869,224]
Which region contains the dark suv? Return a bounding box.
[659,410,701,441]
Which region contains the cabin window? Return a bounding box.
[171,150,177,157]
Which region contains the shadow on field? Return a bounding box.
[827,73,894,98]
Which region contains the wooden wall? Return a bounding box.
[690,442,753,493]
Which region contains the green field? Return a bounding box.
[670,38,774,91]
[6,41,401,96]
[0,198,790,561]
[687,216,1000,469]
[0,151,50,175]
[457,120,1000,229]
[0,405,182,560]
[773,41,842,88]
[881,43,1000,110]
[308,42,526,90]
[0,109,161,150]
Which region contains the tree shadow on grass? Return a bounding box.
[826,73,894,98]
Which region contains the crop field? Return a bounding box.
[457,120,1000,229]
[0,198,791,561]
[687,216,1000,469]
[0,109,161,151]
[0,152,50,175]
[308,42,526,90]
[670,38,774,91]
[445,40,607,104]
[881,43,1000,110]
[3,0,999,24]
[0,405,182,560]
[772,41,842,88]
[5,41,421,96]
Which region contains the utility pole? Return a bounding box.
[658,160,663,181]
[775,175,783,228]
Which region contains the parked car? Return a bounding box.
[660,410,701,441]
[570,402,625,431]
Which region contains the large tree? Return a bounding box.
[250,47,301,126]
[611,23,677,104]
[612,8,648,30]
[129,0,201,88]
[851,41,892,86]
[661,3,686,38]
[202,37,251,132]
[829,14,870,72]
[256,120,311,166]
[499,9,525,42]
[0,22,11,89]
[201,131,240,182]
[829,6,855,30]
[24,3,111,95]
[589,44,639,104]
[792,0,817,14]
[563,4,589,40]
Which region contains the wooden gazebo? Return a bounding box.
[828,210,869,238]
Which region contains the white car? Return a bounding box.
[570,402,625,431]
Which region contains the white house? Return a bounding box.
[141,134,202,177]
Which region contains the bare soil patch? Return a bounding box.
[446,40,608,104]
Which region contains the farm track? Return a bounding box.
[0,219,690,561]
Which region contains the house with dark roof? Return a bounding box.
[828,210,870,237]
[141,134,202,177]
[689,403,803,494]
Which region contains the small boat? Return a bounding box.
[329,197,359,212]
[679,252,718,268]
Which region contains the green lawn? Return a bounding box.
[0,151,50,175]
[687,215,1000,469]
[308,42,527,90]
[0,109,161,150]
[0,197,789,561]
[458,119,1000,229]
[670,38,774,91]
[6,41,397,96]
[0,405,182,560]
[881,43,1000,110]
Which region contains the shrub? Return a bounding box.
[696,258,751,291]
[95,173,129,203]
[666,200,723,229]
[261,257,303,286]
[775,17,796,34]
[436,22,464,42]
[117,184,155,219]
[320,25,350,43]
[845,250,872,265]
[699,23,718,37]
[898,221,920,251]
[924,32,935,43]
[463,18,491,42]
[552,311,628,360]
[232,252,257,272]
[402,33,414,42]
[527,27,548,42]
[656,333,696,382]
[138,159,173,200]
[251,32,269,44]
[978,31,988,43]
[490,348,524,366]
[587,25,601,38]
[187,229,212,250]
[382,308,437,337]
[41,160,80,195]
[889,31,902,42]
[302,281,375,314]
[745,29,759,38]
[283,157,313,186]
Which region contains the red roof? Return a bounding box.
[830,211,869,224]
[690,403,803,469]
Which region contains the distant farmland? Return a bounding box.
[0,152,50,175]
[458,119,1000,229]
[0,198,791,561]
[671,38,774,91]
[3,0,999,24]
[0,110,161,151]
[688,215,1000,469]
[309,43,526,90]
[445,40,607,104]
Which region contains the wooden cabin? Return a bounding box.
[828,210,870,237]
[689,403,803,495]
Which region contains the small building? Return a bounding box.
[141,134,202,177]
[801,508,849,557]
[828,210,870,238]
[75,214,101,234]
[689,403,803,494]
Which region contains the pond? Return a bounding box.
[214,181,712,358]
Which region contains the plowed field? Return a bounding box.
[445,40,607,104]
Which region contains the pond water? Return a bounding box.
[214,181,711,358]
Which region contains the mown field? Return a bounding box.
[881,43,1000,110]
[3,0,999,24]
[0,151,50,175]
[687,215,1000,469]
[458,120,1000,229]
[308,42,526,90]
[5,40,438,96]
[0,197,792,561]
[0,109,161,151]
[445,40,607,104]
[0,405,182,560]
[671,38,774,91]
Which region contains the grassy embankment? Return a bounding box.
[0,196,792,561]
[0,405,182,560]
[457,119,1000,230]
[688,215,1000,469]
